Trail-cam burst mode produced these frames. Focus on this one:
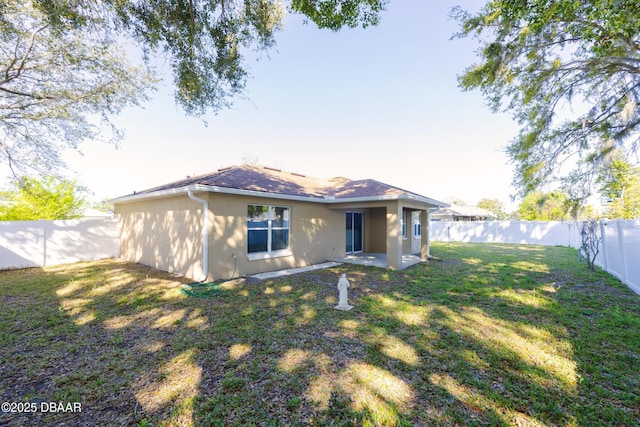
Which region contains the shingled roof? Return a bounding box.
[432,205,495,219]
[117,164,445,205]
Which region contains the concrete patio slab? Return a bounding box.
[250,253,424,281]
[250,261,343,280]
[331,253,423,270]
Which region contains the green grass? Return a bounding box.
[1,242,639,426]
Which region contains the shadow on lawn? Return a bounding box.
[0,260,202,426]
[416,243,640,426]
[1,242,639,426]
[189,244,639,426]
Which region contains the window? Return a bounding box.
[413,212,421,237]
[401,211,407,238]
[247,205,290,256]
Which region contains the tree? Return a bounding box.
[517,191,571,221]
[596,153,640,218]
[1,1,385,174]
[1,0,155,175]
[580,218,602,271]
[453,1,640,198]
[25,0,386,116]
[91,198,115,215]
[477,198,508,219]
[0,176,85,220]
[446,198,468,207]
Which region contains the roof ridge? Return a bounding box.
[187,166,235,182]
[361,178,423,197]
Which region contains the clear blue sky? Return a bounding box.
[62,1,521,209]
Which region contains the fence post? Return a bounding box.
[599,220,608,271]
[616,220,628,283]
[571,221,579,249]
[40,220,48,267]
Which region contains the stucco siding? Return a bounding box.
[402,209,413,255]
[116,195,205,279]
[365,208,387,253]
[116,191,436,279]
[208,194,342,279]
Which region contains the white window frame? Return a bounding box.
[247,204,292,260]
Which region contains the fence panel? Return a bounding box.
[431,219,639,295]
[591,220,640,296]
[599,221,624,281]
[617,220,640,294]
[431,220,582,247]
[0,218,119,270]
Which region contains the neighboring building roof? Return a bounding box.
[114,164,447,207]
[432,205,495,219]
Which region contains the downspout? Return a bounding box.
[188,189,209,282]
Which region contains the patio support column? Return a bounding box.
[386,203,403,270]
[421,210,429,260]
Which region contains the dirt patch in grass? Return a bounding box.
[1,244,639,426]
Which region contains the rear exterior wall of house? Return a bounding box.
[207,193,343,279]
[116,195,205,279]
[116,192,427,280]
[116,192,345,280]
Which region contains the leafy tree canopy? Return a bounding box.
[453,0,640,198]
[446,198,468,207]
[24,0,387,116]
[477,198,508,219]
[0,176,85,220]
[1,0,385,175]
[91,198,115,215]
[0,0,155,175]
[517,191,571,221]
[596,152,640,218]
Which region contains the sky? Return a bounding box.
[61,1,522,210]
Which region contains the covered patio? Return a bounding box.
[330,201,440,271]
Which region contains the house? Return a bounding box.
[113,164,447,281]
[431,205,495,221]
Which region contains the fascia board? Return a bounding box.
[397,194,449,208]
[109,185,213,204]
[323,194,442,207]
[111,185,323,204]
[112,185,450,208]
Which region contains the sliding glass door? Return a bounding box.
[346,212,363,254]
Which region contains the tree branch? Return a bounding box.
[1,24,50,86]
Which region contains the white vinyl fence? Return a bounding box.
[431,220,640,295]
[0,218,119,270]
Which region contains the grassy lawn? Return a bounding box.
[1,242,639,426]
